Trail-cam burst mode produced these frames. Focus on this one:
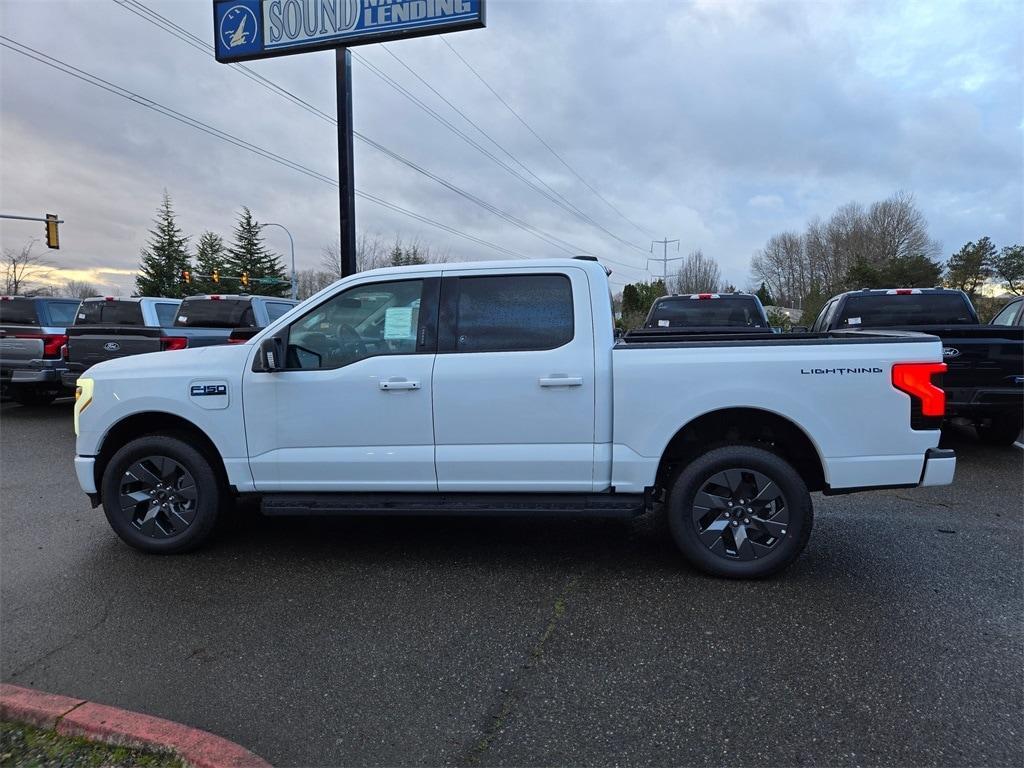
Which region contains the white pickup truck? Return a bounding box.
[72,258,956,578]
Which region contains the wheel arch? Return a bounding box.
[655,407,826,493]
[93,411,230,499]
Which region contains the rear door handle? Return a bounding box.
[379,378,420,391]
[539,376,583,387]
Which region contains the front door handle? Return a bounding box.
[539,376,583,387]
[379,378,420,391]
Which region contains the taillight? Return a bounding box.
[160,336,188,351]
[16,333,67,358]
[893,362,946,428]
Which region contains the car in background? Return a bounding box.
[633,292,772,337]
[0,295,82,405]
[990,296,1023,327]
[172,294,298,342]
[811,288,1024,445]
[62,297,183,389]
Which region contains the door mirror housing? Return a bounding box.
[258,335,285,372]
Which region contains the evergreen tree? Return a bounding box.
[223,207,288,297]
[994,244,1024,295]
[755,282,774,306]
[945,237,996,298]
[135,191,191,298]
[193,231,228,295]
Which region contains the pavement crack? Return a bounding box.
[8,598,113,680]
[892,493,954,509]
[458,573,580,766]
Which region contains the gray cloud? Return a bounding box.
[1,0,1020,294]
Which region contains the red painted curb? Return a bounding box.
[0,684,271,768]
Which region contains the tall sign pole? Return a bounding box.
[336,48,357,277]
[212,1,486,280]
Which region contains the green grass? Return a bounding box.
[0,721,186,768]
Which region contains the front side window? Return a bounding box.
[44,300,81,326]
[446,274,574,353]
[285,279,427,370]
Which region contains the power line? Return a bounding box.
[109,0,647,275]
[0,36,531,262]
[648,237,681,283]
[441,36,655,240]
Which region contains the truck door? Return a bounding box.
[242,276,440,491]
[431,267,596,491]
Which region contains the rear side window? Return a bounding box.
[446,274,574,353]
[154,303,179,327]
[75,300,143,326]
[837,294,975,327]
[0,298,40,326]
[265,301,294,322]
[646,297,765,328]
[175,299,255,328]
[43,300,81,326]
[991,300,1022,327]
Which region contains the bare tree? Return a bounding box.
[295,269,338,300]
[3,240,53,295]
[321,233,451,276]
[64,280,100,299]
[672,249,721,294]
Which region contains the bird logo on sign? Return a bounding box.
[220,5,259,50]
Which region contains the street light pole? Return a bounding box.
[260,222,297,300]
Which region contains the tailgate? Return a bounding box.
[937,328,1024,389]
[0,326,44,364]
[66,326,164,366]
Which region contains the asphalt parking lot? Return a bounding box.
[1,400,1022,767]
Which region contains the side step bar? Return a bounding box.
[260,492,646,518]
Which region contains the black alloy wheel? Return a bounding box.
[119,456,198,539]
[101,435,222,554]
[667,445,813,578]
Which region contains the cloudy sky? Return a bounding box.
[1,0,1021,295]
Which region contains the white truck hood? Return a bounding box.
[85,343,251,381]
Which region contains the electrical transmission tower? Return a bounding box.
[648,237,681,284]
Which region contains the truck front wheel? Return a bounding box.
[100,435,223,554]
[666,445,813,578]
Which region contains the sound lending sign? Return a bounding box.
[214,0,486,62]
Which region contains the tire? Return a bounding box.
[100,435,223,554]
[975,413,1023,446]
[666,445,813,579]
[12,389,56,406]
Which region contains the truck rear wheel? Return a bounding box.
[666,445,813,578]
[100,435,222,554]
[12,389,56,406]
[975,413,1023,446]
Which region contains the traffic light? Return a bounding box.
[241,272,249,288]
[212,269,220,284]
[182,269,191,284]
[44,214,59,249]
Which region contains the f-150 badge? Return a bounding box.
[190,384,227,397]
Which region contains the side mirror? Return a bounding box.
[614,327,624,340]
[259,336,284,372]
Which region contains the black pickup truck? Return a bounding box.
[633,293,772,339]
[62,294,298,388]
[812,288,1024,444]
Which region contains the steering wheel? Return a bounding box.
[334,323,367,358]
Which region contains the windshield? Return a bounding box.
[836,294,975,327]
[174,298,255,328]
[646,297,766,328]
[75,300,144,326]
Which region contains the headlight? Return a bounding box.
[74,378,94,436]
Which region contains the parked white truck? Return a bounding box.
[72,258,956,577]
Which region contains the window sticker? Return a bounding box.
[78,313,86,319]
[178,316,187,323]
[658,319,670,327]
[847,317,861,325]
[383,307,415,339]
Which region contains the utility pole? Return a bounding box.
[648,237,680,284]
